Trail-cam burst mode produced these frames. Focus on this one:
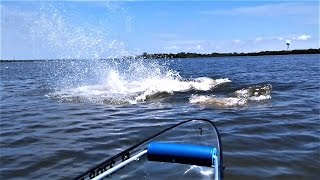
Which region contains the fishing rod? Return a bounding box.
[75,119,224,180]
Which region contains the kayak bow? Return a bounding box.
[75,119,224,180]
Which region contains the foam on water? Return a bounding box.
[190,95,248,107]
[235,84,272,99]
[184,165,213,176]
[189,84,272,107]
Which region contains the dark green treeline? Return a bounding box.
[138,48,320,59]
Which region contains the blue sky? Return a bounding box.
[1,0,319,59]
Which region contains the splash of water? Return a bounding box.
[35,2,231,105]
[31,1,133,59]
[47,61,231,105]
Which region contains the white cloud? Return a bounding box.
[196,45,202,50]
[166,39,208,45]
[276,34,312,41]
[255,37,263,42]
[277,37,284,41]
[163,39,214,53]
[164,45,179,50]
[200,2,317,17]
[232,39,241,44]
[254,34,313,43]
[296,34,311,41]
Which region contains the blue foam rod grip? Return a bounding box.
[147,142,216,167]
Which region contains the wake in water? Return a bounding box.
[189,84,272,107]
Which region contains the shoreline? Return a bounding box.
[1,48,319,62]
[139,48,319,59]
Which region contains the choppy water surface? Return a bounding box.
[1,54,319,179]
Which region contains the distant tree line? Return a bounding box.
[137,48,320,59]
[1,48,319,62]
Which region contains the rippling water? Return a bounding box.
[1,54,319,179]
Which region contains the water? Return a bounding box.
[1,54,319,179]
